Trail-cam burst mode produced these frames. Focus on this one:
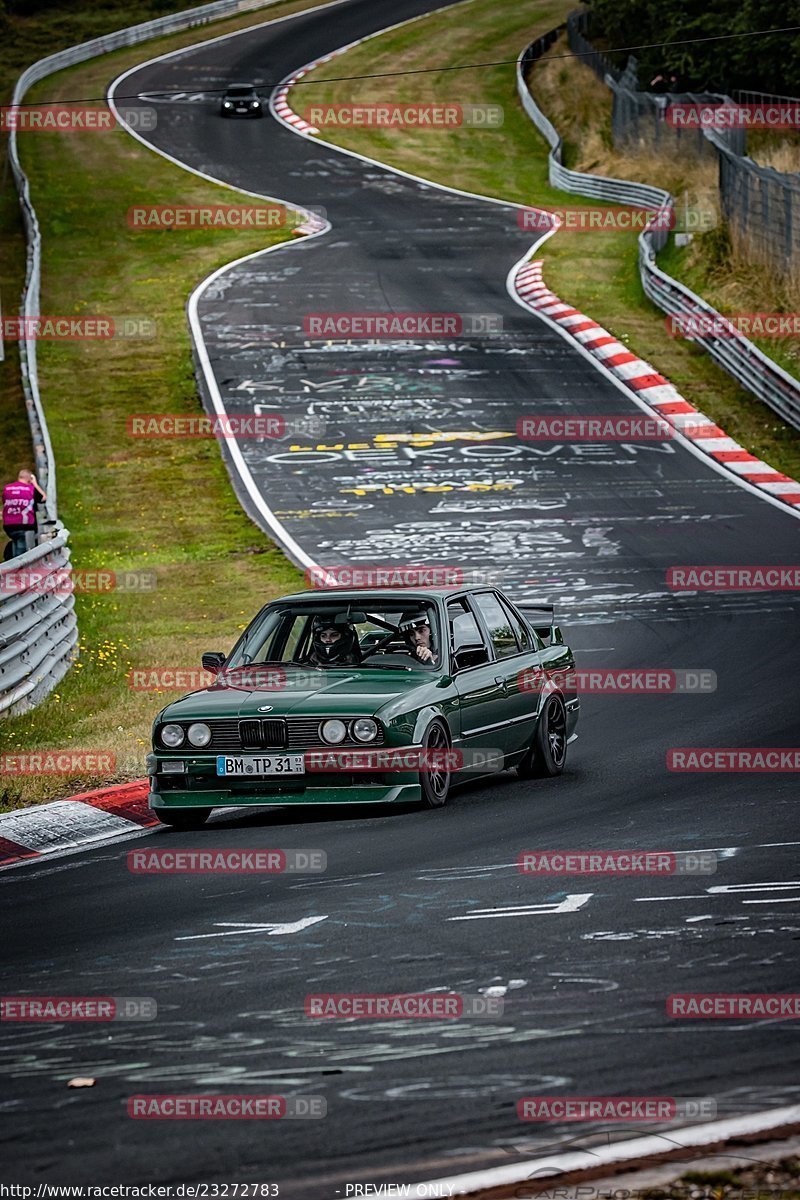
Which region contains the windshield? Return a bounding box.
[227,601,442,671]
[227,86,256,97]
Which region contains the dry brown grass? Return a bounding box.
[529,42,720,208]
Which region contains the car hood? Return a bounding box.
[159,668,429,721]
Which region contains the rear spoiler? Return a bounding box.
[515,602,564,647]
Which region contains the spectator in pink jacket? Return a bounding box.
[3,470,47,560]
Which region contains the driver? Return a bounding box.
[308,616,361,667]
[399,612,439,665]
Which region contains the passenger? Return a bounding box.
[308,616,361,667]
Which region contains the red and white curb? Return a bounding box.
[0,780,152,868]
[387,1103,800,1197]
[272,46,348,139]
[514,260,800,510]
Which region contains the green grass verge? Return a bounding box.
[0,0,333,811]
[291,0,799,479]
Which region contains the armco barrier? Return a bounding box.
[5,0,284,716]
[0,526,77,716]
[517,29,800,432]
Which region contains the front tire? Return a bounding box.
[517,694,567,778]
[155,807,211,829]
[419,720,452,809]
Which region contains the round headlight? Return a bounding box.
[223,101,232,108]
[187,722,212,748]
[352,718,378,743]
[321,719,347,744]
[160,723,185,748]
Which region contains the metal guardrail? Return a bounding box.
[516,32,800,432]
[0,526,78,716]
[4,0,283,716]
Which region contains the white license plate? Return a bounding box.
[216,754,305,777]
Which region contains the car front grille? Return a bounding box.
[198,717,385,752]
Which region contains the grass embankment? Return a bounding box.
[0,0,332,811]
[291,4,799,479]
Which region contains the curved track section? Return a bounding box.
[110,0,798,628]
[3,0,800,1192]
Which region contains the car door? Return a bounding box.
[448,598,511,770]
[470,591,542,758]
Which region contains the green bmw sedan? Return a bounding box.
[147,587,580,827]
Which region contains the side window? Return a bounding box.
[498,596,531,651]
[448,600,485,650]
[474,592,520,659]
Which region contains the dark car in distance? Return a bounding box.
[220,84,263,117]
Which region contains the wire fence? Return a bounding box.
[516,29,800,433]
[565,12,799,277]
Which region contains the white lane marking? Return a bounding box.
[636,881,800,903]
[708,881,800,892]
[175,915,328,940]
[448,895,592,921]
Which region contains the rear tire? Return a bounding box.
[517,695,567,778]
[419,720,452,809]
[155,807,211,829]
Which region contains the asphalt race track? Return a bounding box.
[3,0,800,1191]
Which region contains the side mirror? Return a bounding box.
[202,652,226,674]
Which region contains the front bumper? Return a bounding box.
[149,783,421,808]
[146,753,421,808]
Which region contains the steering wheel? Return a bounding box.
[359,633,400,662]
